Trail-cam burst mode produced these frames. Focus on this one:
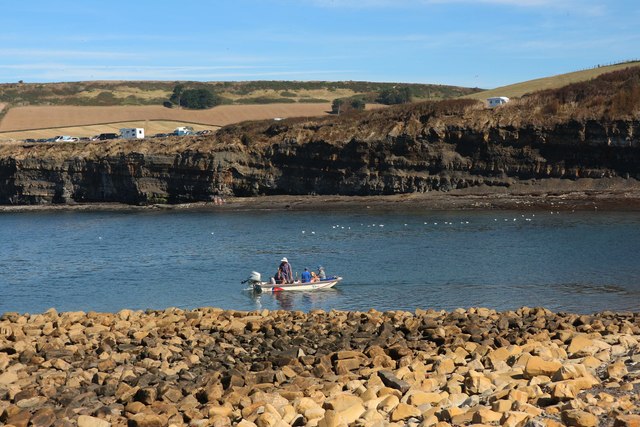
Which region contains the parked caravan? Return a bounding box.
[487,97,510,108]
[120,128,145,139]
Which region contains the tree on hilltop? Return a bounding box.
[350,98,366,111]
[331,97,366,115]
[376,86,412,105]
[168,84,220,109]
[169,84,184,106]
[331,98,344,114]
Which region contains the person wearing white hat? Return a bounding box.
[317,266,326,280]
[275,257,293,284]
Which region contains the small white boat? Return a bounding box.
[245,271,342,293]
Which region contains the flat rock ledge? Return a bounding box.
[1,307,639,427]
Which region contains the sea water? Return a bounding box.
[1,209,639,314]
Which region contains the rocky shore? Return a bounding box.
[3,179,640,214]
[1,307,639,427]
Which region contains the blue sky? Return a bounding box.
[1,0,638,88]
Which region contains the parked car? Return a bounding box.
[92,133,119,141]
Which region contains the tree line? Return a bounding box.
[331,86,414,114]
[163,83,435,112]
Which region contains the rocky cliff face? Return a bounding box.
[1,105,639,205]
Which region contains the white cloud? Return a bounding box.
[0,64,357,82]
[515,33,640,54]
[0,49,139,60]
[0,49,277,70]
[307,0,602,11]
[435,0,565,5]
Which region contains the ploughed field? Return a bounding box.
[0,103,334,138]
[1,307,639,426]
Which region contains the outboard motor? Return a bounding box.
[243,271,272,293]
[248,271,262,284]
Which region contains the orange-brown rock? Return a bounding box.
[523,356,562,378]
[2,307,640,427]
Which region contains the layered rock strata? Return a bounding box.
[1,307,639,426]
[1,106,639,205]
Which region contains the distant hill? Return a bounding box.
[465,61,640,101]
[0,80,480,108]
[0,80,481,140]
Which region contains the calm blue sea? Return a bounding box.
[1,208,639,315]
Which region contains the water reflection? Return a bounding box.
[247,288,342,311]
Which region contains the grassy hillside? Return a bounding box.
[502,66,640,122]
[465,61,640,101]
[2,66,639,159]
[0,80,479,139]
[0,80,480,108]
[4,62,639,141]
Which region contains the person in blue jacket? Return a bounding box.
[301,267,311,283]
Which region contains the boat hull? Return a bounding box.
[253,277,342,293]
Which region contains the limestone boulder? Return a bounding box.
[77,415,111,427]
[523,356,562,378]
[614,415,640,427]
[561,409,599,427]
[390,403,421,422]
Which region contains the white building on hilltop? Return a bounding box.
[487,97,510,108]
[120,128,145,139]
